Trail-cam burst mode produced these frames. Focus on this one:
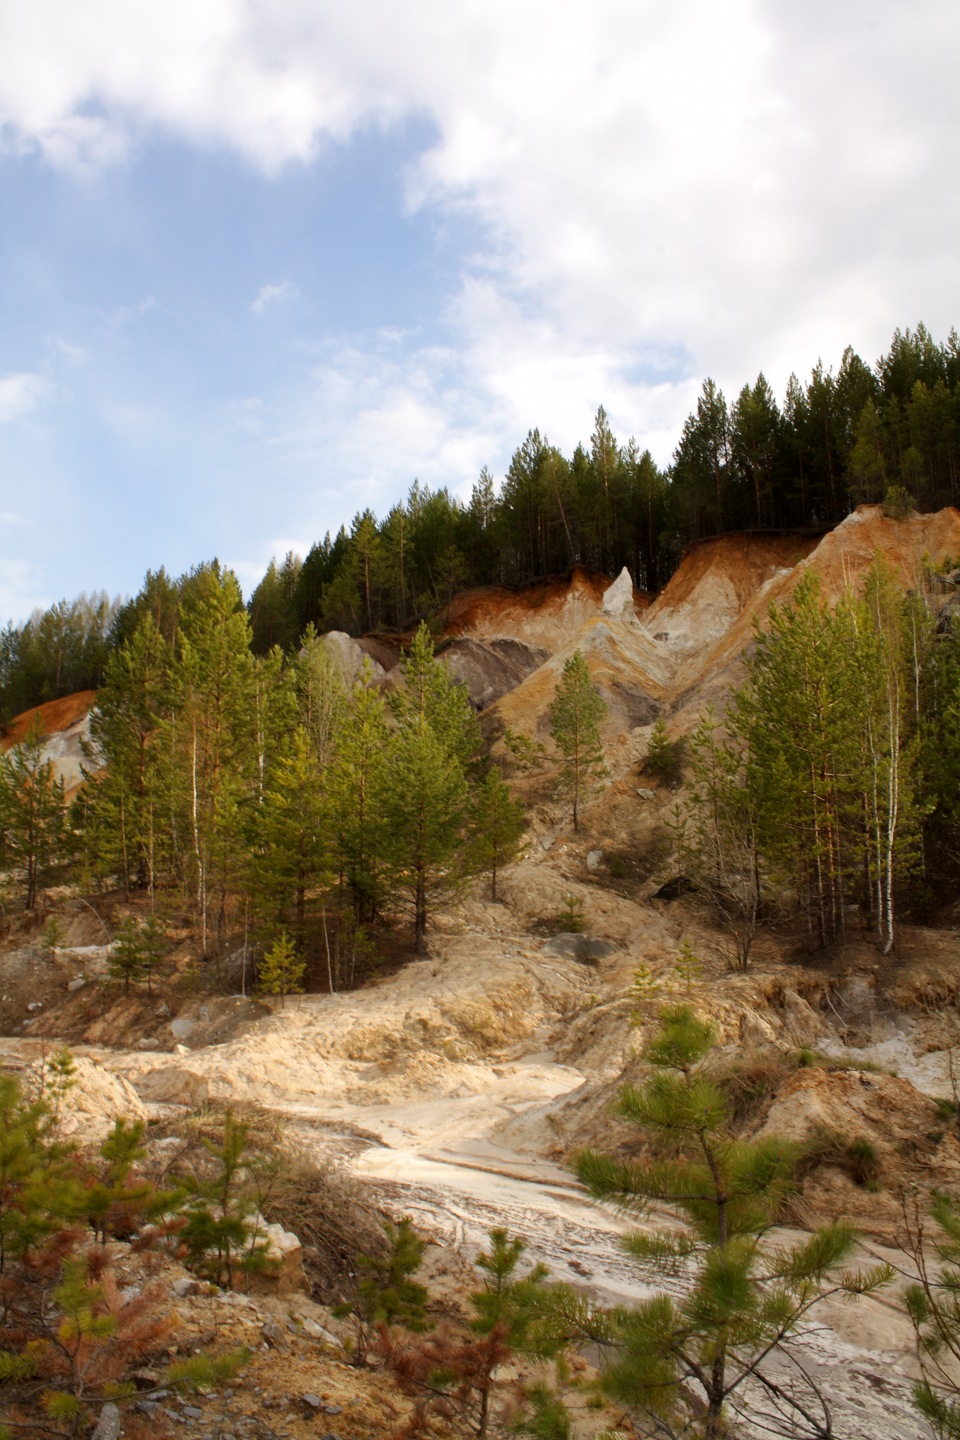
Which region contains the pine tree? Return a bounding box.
[549,651,607,831]
[181,1112,268,1288]
[331,665,389,922]
[334,1216,430,1364]
[0,720,68,909]
[250,727,329,948]
[392,621,482,775]
[467,769,525,901]
[81,614,170,896]
[257,930,305,1008]
[165,569,257,956]
[577,1005,893,1439]
[108,918,146,993]
[644,715,681,783]
[382,716,468,953]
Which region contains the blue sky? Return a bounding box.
[2,0,959,621]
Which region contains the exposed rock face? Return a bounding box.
[1,691,99,796]
[439,637,549,709]
[320,631,386,684]
[601,566,637,621]
[22,1055,147,1144]
[249,1217,308,1296]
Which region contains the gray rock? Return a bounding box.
[170,1017,195,1040]
[181,1405,203,1419]
[602,566,636,620]
[92,1402,122,1440]
[67,976,86,992]
[636,787,656,800]
[171,1276,201,1298]
[321,631,385,685]
[138,1036,160,1050]
[439,637,549,710]
[541,933,617,965]
[586,849,603,871]
[301,1394,322,1410]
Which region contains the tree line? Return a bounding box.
[3,323,957,723]
[0,563,533,974]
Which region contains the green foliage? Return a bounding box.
[554,893,585,934]
[0,720,68,910]
[0,1073,78,1270]
[331,664,389,924]
[375,1226,568,1439]
[106,916,168,995]
[334,1216,430,1362]
[675,706,761,969]
[628,963,662,1020]
[84,1117,179,1244]
[393,622,483,777]
[672,940,704,992]
[382,686,470,952]
[883,484,916,519]
[644,716,681,783]
[79,612,170,895]
[257,930,305,1007]
[503,728,548,774]
[181,1111,269,1288]
[678,562,933,957]
[901,1189,960,1436]
[166,1348,251,1392]
[0,591,118,724]
[40,914,68,958]
[509,1383,571,1440]
[467,768,526,901]
[108,918,146,993]
[549,651,607,831]
[575,1006,893,1439]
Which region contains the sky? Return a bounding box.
[1,1,959,623]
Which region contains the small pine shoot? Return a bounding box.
[257,930,305,1008]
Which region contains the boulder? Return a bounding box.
[439,637,549,709]
[541,934,617,965]
[319,631,386,685]
[601,566,637,621]
[248,1218,308,1296]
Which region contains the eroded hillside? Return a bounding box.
[6,506,960,1438]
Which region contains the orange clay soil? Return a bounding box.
[1,689,97,749]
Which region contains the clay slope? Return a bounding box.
[668,505,960,722]
[442,567,647,651]
[1,690,98,795]
[480,507,960,742]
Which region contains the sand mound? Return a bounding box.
[21,1054,147,1145]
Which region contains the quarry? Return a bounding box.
[4,504,960,1439]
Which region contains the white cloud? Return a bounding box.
[105,295,156,331]
[0,372,48,423]
[1,0,958,469]
[50,337,90,367]
[251,281,300,315]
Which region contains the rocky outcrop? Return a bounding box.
[601,566,637,621]
[439,637,549,709]
[319,631,386,684]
